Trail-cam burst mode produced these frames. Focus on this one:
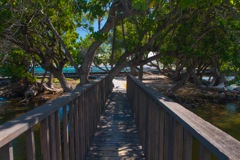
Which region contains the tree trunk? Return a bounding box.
[172,62,184,81]
[50,70,72,92]
[130,65,138,76]
[167,71,191,93]
[47,73,53,88]
[139,64,143,81]
[109,61,129,82]
[111,25,116,69]
[167,62,196,93]
[210,57,226,86]
[78,2,137,85]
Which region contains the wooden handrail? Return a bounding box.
[127,75,240,160]
[0,75,111,160]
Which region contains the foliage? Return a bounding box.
[0,49,36,83]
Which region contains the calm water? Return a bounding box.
[0,97,240,159]
[33,66,131,74]
[190,102,240,141]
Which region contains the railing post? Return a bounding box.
[40,118,50,160]
[183,129,192,160]
[158,109,164,160]
[173,120,184,159]
[63,105,69,160]
[54,110,62,160]
[200,144,211,160]
[74,98,80,160]
[69,101,75,160]
[0,143,13,160]
[0,76,111,160]
[49,114,57,160]
[26,128,36,160]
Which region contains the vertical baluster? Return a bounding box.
[158,109,164,160]
[55,110,62,160]
[86,92,90,149]
[173,120,184,159]
[26,128,36,160]
[49,114,57,160]
[137,91,144,148]
[200,144,211,160]
[79,95,86,159]
[63,105,69,160]
[1,142,13,160]
[164,113,173,160]
[153,102,159,160]
[184,129,192,160]
[148,100,154,160]
[40,118,50,160]
[74,98,80,160]
[69,101,75,160]
[144,99,150,159]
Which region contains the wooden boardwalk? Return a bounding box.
[86,79,145,160]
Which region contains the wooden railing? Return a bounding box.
[0,75,111,160]
[127,75,240,160]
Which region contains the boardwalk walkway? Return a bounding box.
[86,78,145,160]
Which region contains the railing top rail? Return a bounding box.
[0,75,108,148]
[128,75,240,159]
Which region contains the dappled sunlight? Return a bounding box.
[87,87,145,159]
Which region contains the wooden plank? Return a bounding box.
[86,91,90,149]
[183,129,192,160]
[127,75,240,159]
[26,128,36,160]
[40,118,50,160]
[158,109,164,160]
[86,157,146,160]
[164,112,173,160]
[49,114,57,160]
[69,102,75,160]
[173,120,183,160]
[78,96,85,160]
[143,92,150,158]
[87,88,145,159]
[152,102,159,160]
[0,76,107,148]
[0,143,13,160]
[148,100,154,160]
[54,110,62,160]
[200,144,211,160]
[74,98,80,160]
[63,105,69,160]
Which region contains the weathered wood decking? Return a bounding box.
[86,79,145,160]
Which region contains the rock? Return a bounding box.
[24,86,38,98]
[237,95,240,101]
[233,87,240,92]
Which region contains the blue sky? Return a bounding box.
[76,18,107,40]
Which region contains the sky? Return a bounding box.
[76,18,107,40]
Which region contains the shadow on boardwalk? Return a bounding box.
[86,79,145,160]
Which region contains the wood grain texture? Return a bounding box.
[49,114,57,160]
[54,111,62,160]
[0,143,13,160]
[0,76,110,160]
[86,88,145,159]
[0,76,107,148]
[26,128,36,160]
[184,129,193,160]
[63,105,69,160]
[127,75,240,160]
[40,118,50,160]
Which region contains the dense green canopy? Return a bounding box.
[0,0,239,92]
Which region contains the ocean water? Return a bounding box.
[33,66,131,74]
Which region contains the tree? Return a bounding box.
[0,0,81,92]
